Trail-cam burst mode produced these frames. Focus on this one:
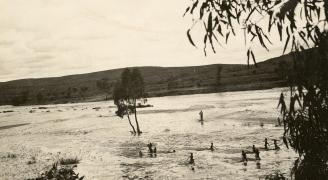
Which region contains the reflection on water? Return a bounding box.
[0,88,297,179]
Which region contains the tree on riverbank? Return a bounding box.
[184,0,328,179]
[11,90,29,106]
[113,68,146,135]
[96,78,112,100]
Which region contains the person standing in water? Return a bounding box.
[273,140,280,150]
[147,143,153,153]
[189,153,195,164]
[210,143,214,151]
[264,138,269,150]
[278,92,286,114]
[252,145,256,153]
[139,151,143,157]
[254,149,261,160]
[241,150,248,162]
[199,110,203,121]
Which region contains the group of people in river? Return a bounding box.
[137,111,281,170]
[241,138,281,165]
[138,139,280,169]
[139,143,158,157]
[264,138,280,150]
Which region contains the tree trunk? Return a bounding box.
[134,100,142,135]
[127,113,136,134]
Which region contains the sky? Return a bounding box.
[0,0,285,82]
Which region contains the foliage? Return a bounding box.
[278,32,328,179]
[11,90,29,106]
[184,0,327,66]
[79,86,89,100]
[113,68,146,135]
[96,78,112,100]
[264,171,287,180]
[28,163,84,180]
[184,0,328,179]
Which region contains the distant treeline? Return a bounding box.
[0,52,295,106]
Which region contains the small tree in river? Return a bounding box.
[113,68,146,135]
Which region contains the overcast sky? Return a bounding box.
[0,0,285,82]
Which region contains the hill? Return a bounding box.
[0,53,292,106]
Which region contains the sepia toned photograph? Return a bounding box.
[0,0,327,179]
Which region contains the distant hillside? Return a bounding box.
[0,53,293,106]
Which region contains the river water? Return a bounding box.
[0,88,296,179]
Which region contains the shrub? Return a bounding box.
[28,163,84,180]
[264,171,287,180]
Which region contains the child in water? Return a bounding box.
[189,153,195,164]
[274,140,280,150]
[241,150,248,162]
[264,138,269,150]
[252,145,256,153]
[139,151,143,157]
[147,143,153,153]
[210,143,214,151]
[199,110,203,121]
[254,149,261,160]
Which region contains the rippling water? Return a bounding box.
[0,88,296,179]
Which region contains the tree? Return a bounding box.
[184,0,328,179]
[65,87,72,99]
[96,78,111,100]
[79,86,89,100]
[113,80,137,134]
[130,69,145,134]
[113,68,146,135]
[11,90,29,106]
